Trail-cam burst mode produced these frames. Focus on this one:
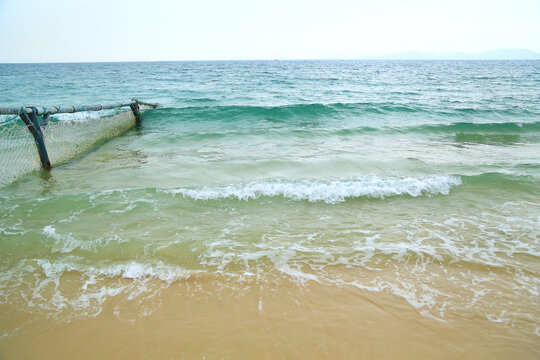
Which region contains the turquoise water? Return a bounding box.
[0,61,539,338]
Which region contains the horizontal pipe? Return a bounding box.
[0,100,157,116]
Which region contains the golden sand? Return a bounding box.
[1,269,538,360]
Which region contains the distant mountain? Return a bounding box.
[371,49,540,60]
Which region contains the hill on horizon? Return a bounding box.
[370,49,540,60]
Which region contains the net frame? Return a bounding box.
[0,101,155,187]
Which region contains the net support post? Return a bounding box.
[130,99,141,127]
[20,107,51,170]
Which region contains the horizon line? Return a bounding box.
[2,58,540,65]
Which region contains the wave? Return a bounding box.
[0,258,195,319]
[154,102,538,123]
[160,176,462,203]
[330,121,540,139]
[461,172,540,190]
[182,97,218,104]
[36,258,193,283]
[454,133,521,144]
[147,104,540,144]
[146,120,540,146]
[415,121,540,134]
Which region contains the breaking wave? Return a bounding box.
[161,176,462,203]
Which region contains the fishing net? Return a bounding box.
[0,106,151,188]
[0,118,41,187]
[42,109,136,166]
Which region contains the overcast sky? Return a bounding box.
[0,0,539,62]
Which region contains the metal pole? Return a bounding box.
[0,100,157,116]
[129,99,141,127]
[19,107,51,170]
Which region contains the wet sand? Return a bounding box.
[1,272,538,360]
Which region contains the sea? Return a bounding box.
[0,60,539,359]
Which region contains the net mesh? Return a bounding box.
[0,107,147,188]
[42,109,135,166]
[0,120,41,187]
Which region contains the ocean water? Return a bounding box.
[0,60,539,359]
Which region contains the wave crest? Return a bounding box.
[162,176,462,203]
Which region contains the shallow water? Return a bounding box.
[0,60,539,359]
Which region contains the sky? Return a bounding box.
[0,0,539,62]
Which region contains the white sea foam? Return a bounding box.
[42,225,87,253]
[1,199,537,330]
[0,258,196,320]
[42,225,126,253]
[52,109,119,122]
[163,176,462,203]
[35,258,193,283]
